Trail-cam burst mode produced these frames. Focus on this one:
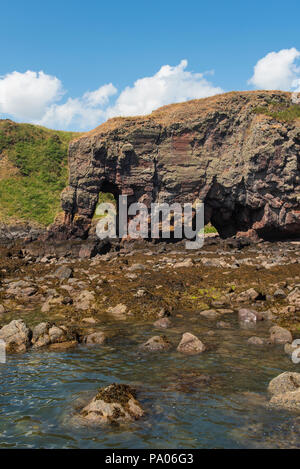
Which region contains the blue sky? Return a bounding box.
[1,0,300,130]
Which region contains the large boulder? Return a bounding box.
[177,332,206,355]
[80,383,144,424]
[0,320,31,353]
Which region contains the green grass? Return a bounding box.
[93,192,116,220]
[0,120,80,225]
[253,101,300,122]
[204,223,218,234]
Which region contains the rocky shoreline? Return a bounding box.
[0,234,300,420]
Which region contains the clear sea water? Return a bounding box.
[0,314,299,449]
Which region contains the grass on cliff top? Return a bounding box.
[254,101,300,122]
[0,120,80,225]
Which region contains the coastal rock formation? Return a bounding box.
[49,91,300,240]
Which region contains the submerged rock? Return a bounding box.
[107,303,128,319]
[140,335,172,352]
[83,331,106,345]
[153,317,172,329]
[177,332,206,355]
[269,326,292,345]
[200,310,219,320]
[80,383,144,424]
[247,336,266,346]
[238,308,262,323]
[0,320,31,353]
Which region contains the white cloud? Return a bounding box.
[106,60,223,118]
[0,70,63,121]
[40,84,117,130]
[0,61,223,131]
[249,48,300,91]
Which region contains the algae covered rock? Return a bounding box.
[81,383,144,424]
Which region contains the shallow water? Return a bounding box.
[1,314,300,449]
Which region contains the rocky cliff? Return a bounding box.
[52,91,300,240]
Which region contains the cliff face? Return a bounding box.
[56,91,300,240]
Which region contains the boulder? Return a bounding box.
[80,383,144,423]
[177,332,206,355]
[273,288,287,299]
[153,318,171,329]
[107,303,128,319]
[173,258,194,269]
[200,310,219,320]
[140,335,171,352]
[217,321,231,329]
[0,320,31,353]
[287,288,300,309]
[269,389,300,412]
[236,288,261,303]
[54,266,73,280]
[247,336,266,346]
[268,372,300,396]
[83,332,106,345]
[74,290,96,311]
[128,264,146,272]
[238,308,261,323]
[269,326,292,344]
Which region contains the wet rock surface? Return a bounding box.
[80,384,144,424]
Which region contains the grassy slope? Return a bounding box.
[0,120,80,226]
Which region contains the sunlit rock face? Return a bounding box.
[52,91,300,240]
